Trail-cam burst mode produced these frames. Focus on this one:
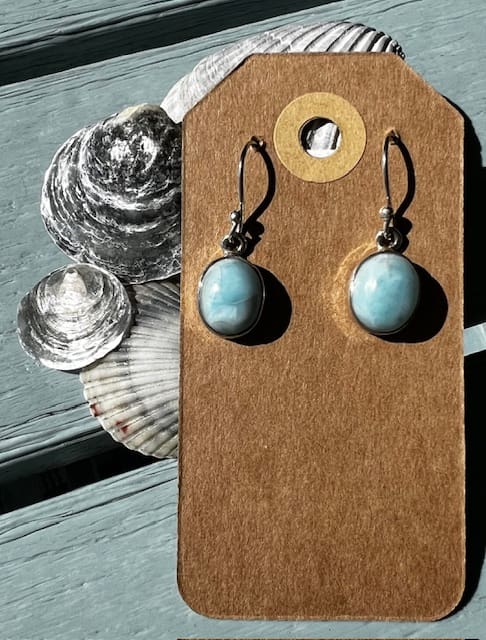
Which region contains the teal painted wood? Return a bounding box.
[464,322,486,356]
[0,0,326,51]
[0,460,484,639]
[0,0,197,48]
[0,0,330,83]
[0,0,485,636]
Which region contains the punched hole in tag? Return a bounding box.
[299,117,342,158]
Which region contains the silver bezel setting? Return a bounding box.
[197,255,266,339]
[348,250,420,336]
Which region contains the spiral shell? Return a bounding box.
[161,22,405,123]
[80,280,179,458]
[17,264,132,371]
[41,104,181,284]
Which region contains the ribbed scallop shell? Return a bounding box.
[161,22,405,123]
[80,280,179,458]
[41,104,181,284]
[17,264,132,370]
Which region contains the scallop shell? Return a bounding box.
[80,280,179,458]
[161,22,405,123]
[17,264,132,371]
[41,104,181,284]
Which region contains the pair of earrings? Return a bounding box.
[198,131,419,339]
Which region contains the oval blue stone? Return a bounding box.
[199,257,264,337]
[350,252,420,335]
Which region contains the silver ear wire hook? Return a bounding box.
[222,136,265,255]
[376,129,402,251]
[382,129,400,209]
[349,128,420,335]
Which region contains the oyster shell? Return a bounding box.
[161,21,405,123]
[17,264,132,371]
[80,280,179,458]
[41,104,181,284]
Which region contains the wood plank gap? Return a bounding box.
[0,429,119,482]
[0,432,158,514]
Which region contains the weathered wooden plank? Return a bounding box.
[2,0,485,481]
[0,0,194,48]
[465,322,486,356]
[0,460,483,638]
[0,0,329,84]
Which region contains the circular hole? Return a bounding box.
[300,117,342,158]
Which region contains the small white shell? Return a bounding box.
[41,104,181,284]
[161,22,405,123]
[80,280,179,458]
[17,264,132,371]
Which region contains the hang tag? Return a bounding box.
[179,54,464,621]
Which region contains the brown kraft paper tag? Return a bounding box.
[179,53,464,621]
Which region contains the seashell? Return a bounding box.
[161,21,405,124]
[80,280,179,458]
[17,264,132,371]
[41,104,181,284]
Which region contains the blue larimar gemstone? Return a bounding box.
[198,256,264,337]
[350,251,420,335]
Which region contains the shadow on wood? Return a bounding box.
[451,104,486,613]
[0,439,156,514]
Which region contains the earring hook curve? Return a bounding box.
[376,129,402,251]
[221,136,265,255]
[237,136,266,230]
[382,129,400,210]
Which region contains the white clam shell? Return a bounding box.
[161,22,405,123]
[80,280,179,458]
[41,104,181,284]
[17,264,132,371]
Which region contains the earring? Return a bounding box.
[349,130,420,335]
[198,137,266,339]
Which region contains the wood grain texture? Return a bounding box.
[0,0,332,83]
[0,0,485,635]
[0,0,336,48]
[0,460,484,639]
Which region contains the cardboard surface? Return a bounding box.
[179,54,464,621]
